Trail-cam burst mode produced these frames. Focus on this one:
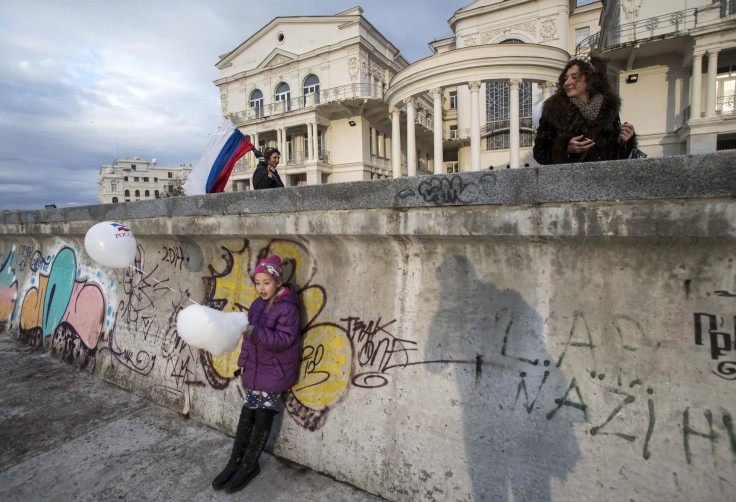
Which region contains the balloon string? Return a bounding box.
[128,265,201,306]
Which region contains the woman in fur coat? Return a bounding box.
[533,55,637,165]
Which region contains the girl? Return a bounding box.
[212,254,301,493]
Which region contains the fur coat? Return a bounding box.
[533,91,637,165]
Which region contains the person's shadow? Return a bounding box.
[426,256,580,501]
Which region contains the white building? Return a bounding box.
[215,1,735,189]
[97,157,192,204]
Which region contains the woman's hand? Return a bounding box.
[568,135,595,154]
[244,325,254,338]
[619,122,635,143]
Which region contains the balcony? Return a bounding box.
[230,83,384,123]
[576,8,697,56]
[717,95,736,118]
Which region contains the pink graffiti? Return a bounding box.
[61,281,105,349]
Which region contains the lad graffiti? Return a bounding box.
[694,313,736,380]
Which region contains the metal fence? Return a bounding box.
[576,8,696,55]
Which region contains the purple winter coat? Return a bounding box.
[238,284,301,393]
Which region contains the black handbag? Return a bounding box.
[628,147,647,159]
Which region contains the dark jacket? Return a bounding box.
[238,284,301,393]
[253,160,285,189]
[533,92,637,165]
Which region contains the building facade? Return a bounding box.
[215,0,735,189]
[97,158,192,204]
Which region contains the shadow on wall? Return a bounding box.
[426,256,581,502]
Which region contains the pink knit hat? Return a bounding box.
[253,255,283,282]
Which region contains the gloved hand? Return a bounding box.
[252,149,262,158]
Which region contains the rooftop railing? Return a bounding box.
[576,8,697,55]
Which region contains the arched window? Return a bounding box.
[112,197,118,203]
[145,190,150,197]
[303,74,320,104]
[275,82,291,111]
[485,80,533,151]
[501,38,525,44]
[250,89,263,118]
[155,190,160,198]
[124,189,130,196]
[135,189,140,197]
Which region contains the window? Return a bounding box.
[250,89,264,118]
[717,65,736,114]
[112,197,118,203]
[111,182,117,192]
[450,125,458,139]
[124,189,130,196]
[145,190,150,197]
[134,177,139,182]
[131,165,136,171]
[303,74,320,104]
[124,176,128,181]
[303,129,323,159]
[154,177,158,182]
[575,27,591,50]
[275,82,291,111]
[168,172,172,178]
[485,80,534,151]
[155,190,160,198]
[143,177,149,182]
[135,190,140,197]
[449,91,457,109]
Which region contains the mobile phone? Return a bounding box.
[233,368,242,377]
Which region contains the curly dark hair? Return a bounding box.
[556,55,614,99]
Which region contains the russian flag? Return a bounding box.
[183,119,255,195]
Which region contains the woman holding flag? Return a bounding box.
[252,147,285,189]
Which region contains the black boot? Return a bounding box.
[224,409,277,493]
[212,407,255,490]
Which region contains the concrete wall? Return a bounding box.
[1,153,735,501]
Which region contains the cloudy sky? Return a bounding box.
[0,1,459,210]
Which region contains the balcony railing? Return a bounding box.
[230,83,384,123]
[576,8,696,55]
[717,95,736,118]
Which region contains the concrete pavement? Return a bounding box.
[0,334,383,502]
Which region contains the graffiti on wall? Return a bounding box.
[0,245,18,326]
[694,310,736,380]
[195,238,353,430]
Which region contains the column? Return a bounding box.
[307,122,314,160]
[469,81,481,171]
[540,81,554,100]
[509,79,521,169]
[370,127,376,156]
[706,50,719,118]
[252,133,259,169]
[391,106,402,178]
[312,123,319,160]
[431,88,443,174]
[691,52,703,119]
[369,74,375,97]
[406,97,417,176]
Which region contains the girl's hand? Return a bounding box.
[568,135,595,154]
[619,122,635,142]
[244,325,254,337]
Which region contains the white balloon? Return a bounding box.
[84,221,137,268]
[532,99,546,128]
[176,304,248,356]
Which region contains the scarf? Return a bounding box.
[570,93,604,122]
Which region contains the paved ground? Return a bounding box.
[0,334,384,501]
